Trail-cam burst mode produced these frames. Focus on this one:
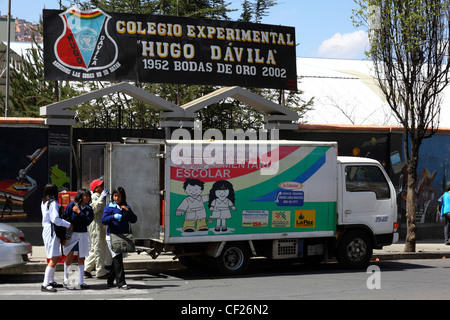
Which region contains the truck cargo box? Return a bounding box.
[164,140,338,244]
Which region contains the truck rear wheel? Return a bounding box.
[336,230,373,269]
[214,243,250,275]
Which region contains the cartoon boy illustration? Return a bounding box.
[176,179,209,232]
[208,180,236,232]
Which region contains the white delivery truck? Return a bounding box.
[81,138,398,275]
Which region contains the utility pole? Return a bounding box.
[5,0,11,117]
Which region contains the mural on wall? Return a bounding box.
[382,133,449,224]
[295,127,450,224]
[0,147,47,219]
[413,134,450,223]
[0,126,72,223]
[48,126,72,191]
[0,128,49,222]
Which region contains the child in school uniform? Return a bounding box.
[40,183,73,293]
[102,187,137,290]
[63,189,94,289]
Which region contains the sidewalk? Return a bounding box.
[2,241,450,274]
[372,241,450,261]
[0,247,182,274]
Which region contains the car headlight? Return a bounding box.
[0,232,21,243]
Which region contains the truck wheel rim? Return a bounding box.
[346,238,367,262]
[222,247,244,271]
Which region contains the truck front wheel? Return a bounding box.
[214,243,250,275]
[336,230,373,269]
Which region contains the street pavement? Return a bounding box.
[1,240,450,275]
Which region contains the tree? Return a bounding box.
[353,0,450,252]
[0,39,77,117]
[239,0,278,23]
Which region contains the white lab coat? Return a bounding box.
[41,200,71,259]
[85,192,110,275]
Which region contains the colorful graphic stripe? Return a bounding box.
[249,147,328,202]
[66,9,103,19]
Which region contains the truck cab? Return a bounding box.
[335,156,399,268]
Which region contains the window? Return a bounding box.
[345,165,390,200]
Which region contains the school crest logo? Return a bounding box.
[55,6,118,72]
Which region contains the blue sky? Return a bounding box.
[1,0,368,59]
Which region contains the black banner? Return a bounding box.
[43,7,297,90]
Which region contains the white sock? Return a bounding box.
[64,264,69,282]
[50,265,56,284]
[78,265,85,285]
[43,266,55,286]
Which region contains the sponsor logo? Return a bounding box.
[279,181,303,191]
[272,211,291,228]
[295,210,315,228]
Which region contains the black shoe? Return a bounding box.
[48,282,63,288]
[41,285,57,293]
[80,283,90,289]
[119,284,130,290]
[84,271,93,278]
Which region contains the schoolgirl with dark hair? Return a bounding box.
[40,183,72,292]
[102,186,137,290]
[63,188,94,289]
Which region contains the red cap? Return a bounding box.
[90,179,104,192]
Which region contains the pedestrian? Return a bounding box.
[40,183,73,293]
[102,187,137,290]
[63,189,94,289]
[85,178,110,279]
[441,184,450,245]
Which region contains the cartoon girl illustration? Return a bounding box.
[208,180,236,232]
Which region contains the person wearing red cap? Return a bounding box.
[85,179,110,279]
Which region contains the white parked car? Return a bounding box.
[0,223,32,270]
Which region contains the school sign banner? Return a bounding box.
[43,7,297,90]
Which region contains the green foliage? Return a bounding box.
[239,0,278,23]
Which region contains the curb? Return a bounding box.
[0,257,184,275]
[2,251,450,275]
[372,252,450,261]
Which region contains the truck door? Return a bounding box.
[340,164,395,235]
[105,142,162,240]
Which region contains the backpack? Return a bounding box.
[48,200,69,242]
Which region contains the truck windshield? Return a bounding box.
[345,165,390,200]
